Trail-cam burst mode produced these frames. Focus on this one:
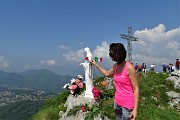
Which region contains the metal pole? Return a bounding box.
[120,27,138,62]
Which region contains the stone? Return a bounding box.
[166,70,180,110]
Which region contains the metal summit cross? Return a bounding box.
[120,27,138,62]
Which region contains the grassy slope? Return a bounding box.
[0,100,45,120]
[32,72,180,120]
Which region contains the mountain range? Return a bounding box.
[0,69,73,93]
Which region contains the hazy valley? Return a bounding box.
[0,69,72,120]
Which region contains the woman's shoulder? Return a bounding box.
[126,61,133,65]
[127,62,136,72]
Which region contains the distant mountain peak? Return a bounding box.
[20,69,57,75]
[0,69,72,93]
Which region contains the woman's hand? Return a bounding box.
[90,60,97,66]
[129,109,137,120]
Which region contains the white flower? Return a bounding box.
[63,83,70,89]
[78,75,83,79]
[71,78,76,84]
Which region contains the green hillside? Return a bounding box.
[0,69,72,93]
[0,100,44,120]
[0,69,73,120]
[33,72,180,120]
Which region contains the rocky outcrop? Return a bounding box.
[166,70,180,110]
[59,94,96,120]
[59,77,114,120]
[167,70,180,89]
[166,91,180,110]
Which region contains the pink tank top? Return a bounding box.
[113,62,134,109]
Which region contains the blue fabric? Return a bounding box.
[114,102,133,120]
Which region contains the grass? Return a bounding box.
[32,107,60,120]
[32,71,180,120]
[32,91,69,120]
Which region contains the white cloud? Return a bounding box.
[47,60,57,65]
[133,24,180,68]
[92,41,114,69]
[62,49,85,62]
[0,56,10,68]
[40,59,57,66]
[166,41,179,50]
[61,41,114,74]
[63,41,110,63]
[61,24,180,72]
[133,53,170,65]
[135,24,167,43]
[92,41,109,59]
[59,45,71,50]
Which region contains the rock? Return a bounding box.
[167,70,180,89]
[59,94,96,120]
[59,94,111,120]
[166,91,180,110]
[166,70,180,110]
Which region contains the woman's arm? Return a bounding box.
[91,60,114,77]
[128,64,139,119]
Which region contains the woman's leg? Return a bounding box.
[114,102,122,120]
[114,103,133,120]
[121,107,133,120]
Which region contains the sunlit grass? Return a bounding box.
[33,72,180,120]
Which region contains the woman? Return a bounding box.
[91,43,139,120]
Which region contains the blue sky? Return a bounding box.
[0,0,179,76]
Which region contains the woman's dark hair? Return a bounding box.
[109,43,126,64]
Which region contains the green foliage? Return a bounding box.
[139,72,171,106]
[138,104,179,120]
[32,107,60,120]
[84,97,115,120]
[138,72,180,120]
[68,106,81,116]
[32,91,69,120]
[33,72,180,120]
[85,105,102,120]
[0,100,44,120]
[42,91,69,108]
[83,77,115,120]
